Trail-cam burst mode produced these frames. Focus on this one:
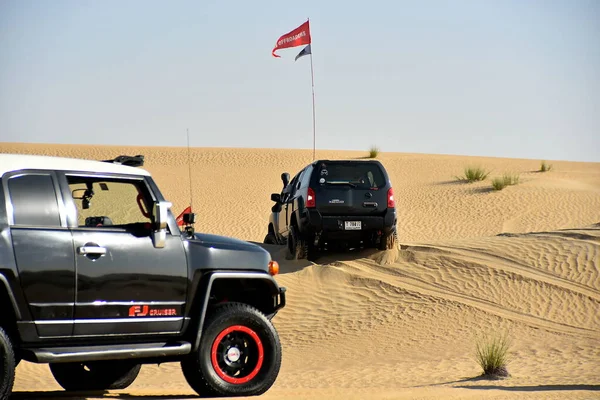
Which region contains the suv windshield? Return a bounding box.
[315,162,386,189]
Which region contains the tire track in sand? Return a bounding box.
[335,257,598,339]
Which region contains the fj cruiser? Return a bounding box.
[0,153,286,399]
[264,159,397,259]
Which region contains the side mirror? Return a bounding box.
[152,201,172,248]
[271,193,281,203]
[281,172,290,188]
[153,201,171,230]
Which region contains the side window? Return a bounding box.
[66,176,152,228]
[294,169,305,191]
[299,166,313,189]
[291,169,305,194]
[8,174,61,227]
[282,171,301,202]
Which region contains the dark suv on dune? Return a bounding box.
[264,159,397,259]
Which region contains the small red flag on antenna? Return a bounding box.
[176,206,192,226]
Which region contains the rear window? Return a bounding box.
[313,162,387,189]
[8,174,61,227]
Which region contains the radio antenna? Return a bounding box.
[186,128,194,212]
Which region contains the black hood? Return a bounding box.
[193,233,264,250]
[184,233,271,272]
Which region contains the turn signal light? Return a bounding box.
[268,260,280,276]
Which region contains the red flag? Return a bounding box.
[272,20,311,58]
[176,206,192,226]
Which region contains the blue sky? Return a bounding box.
[1,0,598,161]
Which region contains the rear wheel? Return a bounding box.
[181,303,281,398]
[378,229,398,250]
[49,361,141,391]
[288,225,315,260]
[288,225,303,259]
[0,327,16,400]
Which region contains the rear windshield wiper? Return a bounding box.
[324,181,357,187]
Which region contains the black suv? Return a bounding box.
[0,153,286,399]
[264,159,397,259]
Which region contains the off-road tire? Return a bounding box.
[0,327,16,400]
[378,229,398,251]
[263,233,277,245]
[288,225,313,260]
[49,361,141,391]
[181,302,281,398]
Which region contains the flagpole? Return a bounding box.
[308,20,316,161]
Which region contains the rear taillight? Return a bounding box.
[387,187,395,208]
[306,187,316,208]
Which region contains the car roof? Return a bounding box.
[312,159,383,165]
[0,153,151,177]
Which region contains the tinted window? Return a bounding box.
[314,162,386,189]
[282,170,302,201]
[292,169,306,193]
[300,165,313,189]
[8,174,61,227]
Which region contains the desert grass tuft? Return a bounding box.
[456,166,490,183]
[540,160,553,172]
[369,146,379,158]
[492,173,520,191]
[491,177,507,191]
[475,331,512,378]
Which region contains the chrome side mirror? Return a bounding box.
[152,201,172,248]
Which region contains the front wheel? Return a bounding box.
[0,327,16,400]
[49,361,141,391]
[263,232,278,245]
[181,302,282,398]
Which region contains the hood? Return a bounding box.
[192,233,263,250]
[184,233,272,272]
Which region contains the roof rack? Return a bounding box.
[102,154,145,167]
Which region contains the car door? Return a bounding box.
[286,169,306,227]
[278,170,302,237]
[59,172,188,337]
[3,171,75,338]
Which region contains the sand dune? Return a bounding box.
[3,142,599,399]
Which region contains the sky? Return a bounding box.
[0,0,599,162]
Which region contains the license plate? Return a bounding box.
[345,221,361,230]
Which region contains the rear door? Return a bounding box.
[313,161,388,216]
[4,171,75,338]
[278,169,303,237]
[286,169,307,227]
[59,173,188,337]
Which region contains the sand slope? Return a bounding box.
[3,143,599,399]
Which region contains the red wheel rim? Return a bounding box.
[210,325,264,384]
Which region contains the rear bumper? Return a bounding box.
[299,208,397,236]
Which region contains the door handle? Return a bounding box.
[363,202,378,207]
[77,246,107,256]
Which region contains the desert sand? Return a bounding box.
[3,142,599,400]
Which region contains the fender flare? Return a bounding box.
[0,274,22,320]
[268,212,279,237]
[192,272,285,352]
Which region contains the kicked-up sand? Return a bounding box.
[3,142,600,399]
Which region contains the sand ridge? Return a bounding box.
[2,142,599,399]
